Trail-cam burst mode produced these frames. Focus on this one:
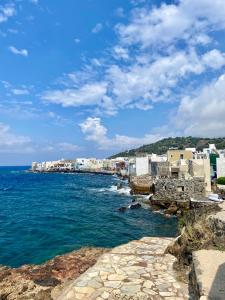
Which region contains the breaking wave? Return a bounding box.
[90,185,131,196]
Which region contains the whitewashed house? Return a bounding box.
[217,155,225,178]
[135,157,150,176]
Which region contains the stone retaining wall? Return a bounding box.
[152,177,205,203]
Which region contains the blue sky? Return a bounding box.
[0,0,225,165]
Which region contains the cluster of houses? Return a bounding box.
[31,157,126,174]
[31,144,225,197]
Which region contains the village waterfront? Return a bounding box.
[0,166,177,268]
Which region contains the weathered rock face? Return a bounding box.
[209,201,225,238]
[0,247,107,300]
[150,198,190,212]
[129,175,153,195]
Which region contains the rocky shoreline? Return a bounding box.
[0,247,108,300]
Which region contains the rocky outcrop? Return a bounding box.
[0,247,107,300]
[209,201,225,238]
[150,198,190,213]
[129,175,153,195]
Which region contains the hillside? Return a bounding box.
[109,137,225,158]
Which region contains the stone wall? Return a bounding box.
[150,161,170,177]
[152,177,205,203]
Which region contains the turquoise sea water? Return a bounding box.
[0,166,177,267]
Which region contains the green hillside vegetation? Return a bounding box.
[109,137,225,158]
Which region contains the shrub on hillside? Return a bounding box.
[216,177,225,185]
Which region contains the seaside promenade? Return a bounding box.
[56,237,189,300]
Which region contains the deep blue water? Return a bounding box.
[0,166,177,267]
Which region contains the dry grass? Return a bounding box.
[168,206,224,268]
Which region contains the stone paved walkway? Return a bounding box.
[56,237,189,300]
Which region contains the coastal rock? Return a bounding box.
[0,247,107,300]
[150,198,190,214]
[118,206,127,212]
[117,183,123,190]
[129,175,153,195]
[129,202,141,209]
[165,202,178,215]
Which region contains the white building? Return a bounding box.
[185,147,196,152]
[203,144,217,156]
[135,157,150,176]
[217,156,225,178]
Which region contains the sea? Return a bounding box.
[0,166,177,268]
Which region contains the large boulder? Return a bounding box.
[129,175,153,195]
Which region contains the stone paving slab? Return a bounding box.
[56,237,189,300]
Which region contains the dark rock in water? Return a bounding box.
[117,183,123,190]
[118,206,127,212]
[130,202,141,209]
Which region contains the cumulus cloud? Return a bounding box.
[43,48,225,114]
[42,82,108,107]
[80,117,163,150]
[107,48,225,107]
[176,73,225,136]
[117,0,225,48]
[202,49,225,70]
[9,46,28,57]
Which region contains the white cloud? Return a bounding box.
[202,49,225,70]
[176,73,225,136]
[0,3,16,23]
[12,88,30,95]
[115,7,125,18]
[42,82,108,107]
[0,122,32,153]
[113,46,129,60]
[107,48,225,108]
[42,0,225,136]
[57,142,81,152]
[74,38,80,44]
[30,0,38,4]
[92,23,103,34]
[9,46,28,57]
[117,0,225,48]
[80,117,163,150]
[43,48,225,115]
